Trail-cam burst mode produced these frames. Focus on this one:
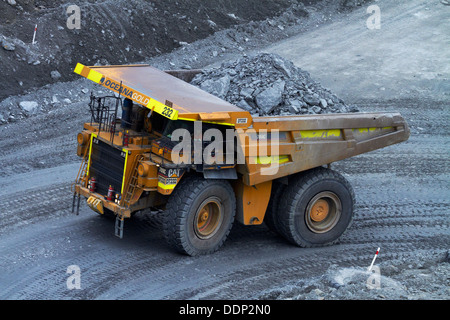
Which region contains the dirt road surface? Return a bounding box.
[0,0,448,300]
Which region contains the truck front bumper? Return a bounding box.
[74,184,132,218]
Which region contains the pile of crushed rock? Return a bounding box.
[191,53,359,116]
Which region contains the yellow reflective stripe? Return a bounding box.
[86,133,97,177]
[177,117,234,126]
[255,155,290,164]
[87,69,103,83]
[204,120,234,126]
[157,182,177,190]
[300,129,341,139]
[356,126,393,133]
[74,63,84,75]
[74,63,105,84]
[147,100,178,120]
[121,150,128,194]
[151,101,169,115]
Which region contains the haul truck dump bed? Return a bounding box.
[72,63,410,256]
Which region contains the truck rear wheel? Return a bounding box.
[278,167,355,247]
[162,175,236,256]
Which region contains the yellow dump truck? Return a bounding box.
[71,63,410,256]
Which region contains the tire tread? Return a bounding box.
[162,175,236,256]
[278,167,355,247]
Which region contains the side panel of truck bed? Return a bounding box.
[237,112,410,185]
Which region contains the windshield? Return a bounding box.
[150,111,228,140]
[163,120,195,139]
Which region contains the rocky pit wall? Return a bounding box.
[0,0,315,101]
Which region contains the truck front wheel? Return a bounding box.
[162,175,236,256]
[278,167,355,247]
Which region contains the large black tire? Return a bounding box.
[264,181,286,235]
[278,167,355,247]
[162,175,236,256]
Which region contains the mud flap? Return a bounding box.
[203,168,237,180]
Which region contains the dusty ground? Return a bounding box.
[0,0,448,301]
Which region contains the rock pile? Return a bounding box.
[191,53,359,116]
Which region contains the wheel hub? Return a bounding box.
[200,211,209,222]
[310,199,330,222]
[305,192,342,233]
[194,197,223,239]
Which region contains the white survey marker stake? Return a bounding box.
[367,247,380,272]
[32,24,37,45]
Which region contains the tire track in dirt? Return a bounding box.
[0,183,72,231]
